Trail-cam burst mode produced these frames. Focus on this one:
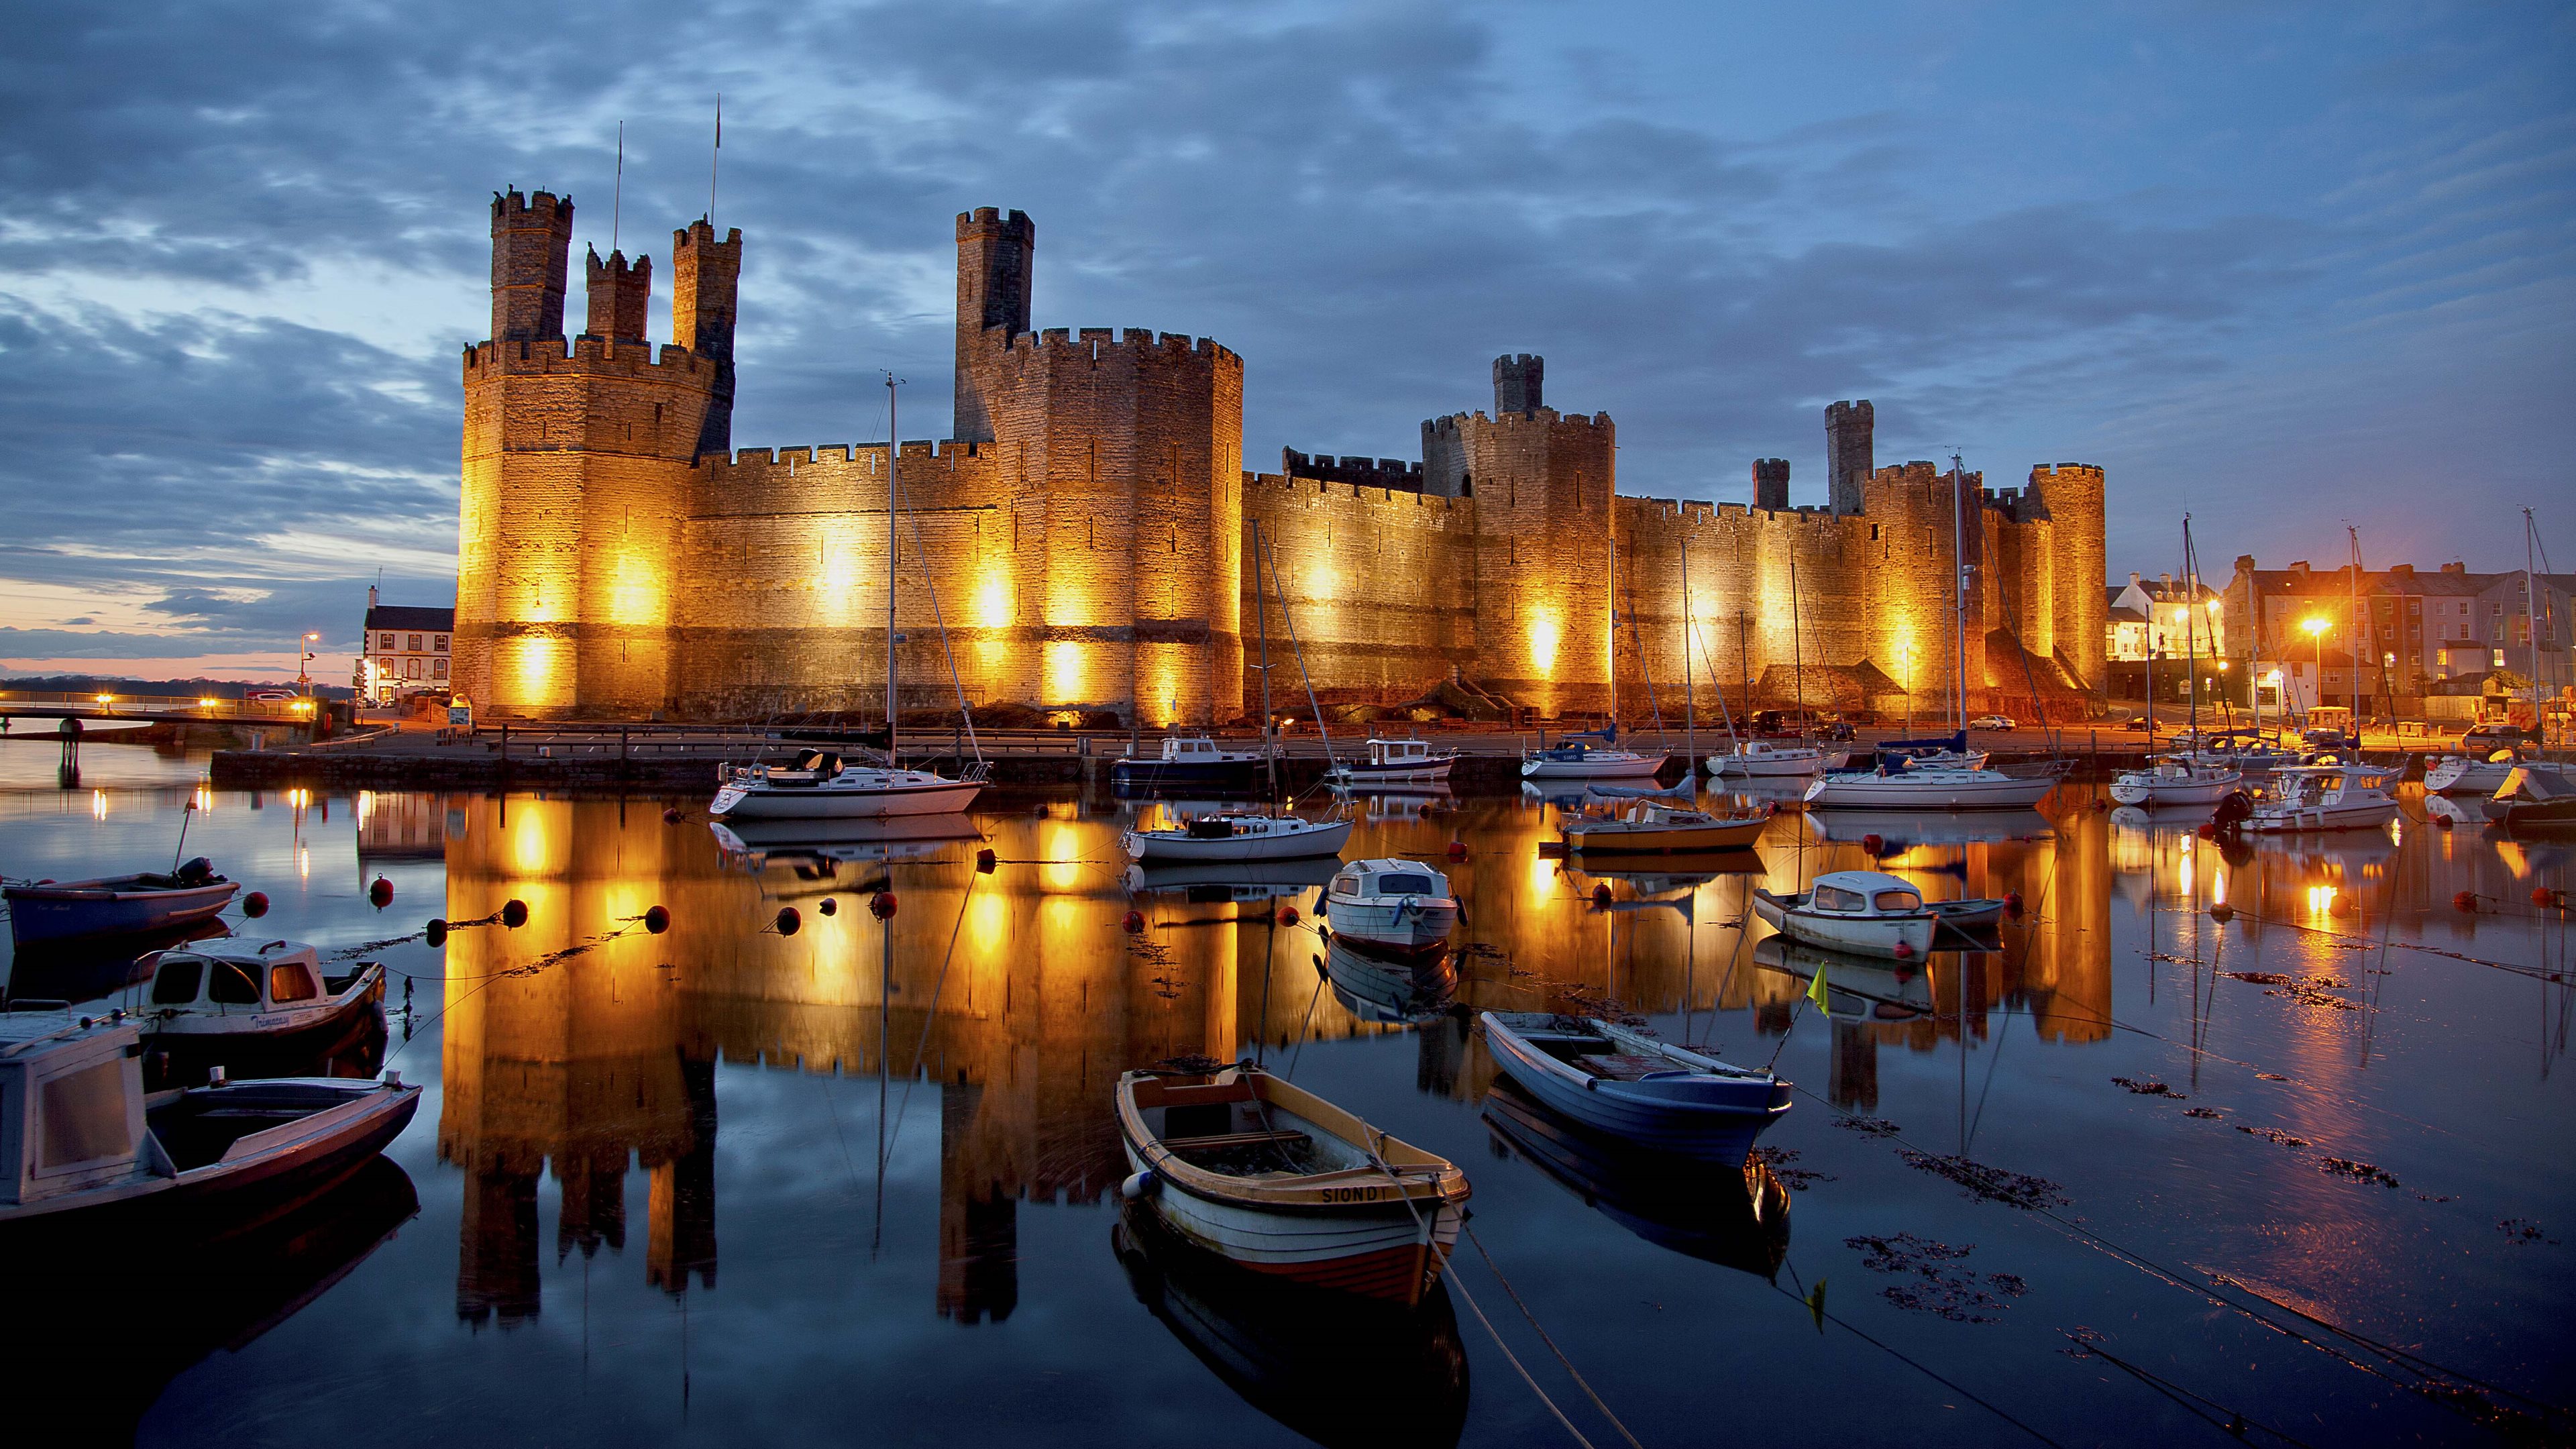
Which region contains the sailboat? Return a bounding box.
[1807,455,2063,812]
[710,376,986,820]
[1707,557,1836,779]
[2111,517,2242,807]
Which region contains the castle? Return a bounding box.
[453,191,2106,722]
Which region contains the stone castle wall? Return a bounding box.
[453,188,2108,723]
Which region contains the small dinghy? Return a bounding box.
[138,940,387,1087]
[2482,765,2576,828]
[5,858,237,947]
[1122,812,1354,863]
[1752,869,1965,961]
[1323,859,1458,954]
[0,1008,419,1248]
[1116,1063,1469,1305]
[1479,1012,1790,1162]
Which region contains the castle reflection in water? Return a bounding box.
[413,786,2463,1328]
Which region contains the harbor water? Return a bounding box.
[3,735,2569,1447]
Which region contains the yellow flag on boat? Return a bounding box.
[1807,961,1830,1015]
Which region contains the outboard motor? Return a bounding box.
[2209,790,2256,835]
[176,856,215,883]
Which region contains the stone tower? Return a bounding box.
[672,219,742,458]
[453,188,723,718]
[953,207,1035,444]
[584,248,651,344]
[2031,463,2108,689]
[1825,399,1873,516]
[1752,458,1790,512]
[1493,354,1543,415]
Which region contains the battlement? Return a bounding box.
[491,187,572,223]
[584,247,651,343]
[461,336,717,383]
[1244,470,1457,511]
[956,207,1035,243]
[1424,408,1612,437]
[490,188,575,343]
[1283,448,1424,493]
[1006,325,1240,368]
[1493,353,1544,415]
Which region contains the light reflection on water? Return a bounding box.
[1,736,2571,1448]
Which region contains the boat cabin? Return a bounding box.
[148,941,350,1016]
[1159,737,1228,762]
[0,1010,150,1209]
[1809,871,1924,916]
[1330,861,1450,902]
[765,750,844,782]
[1365,739,1438,765]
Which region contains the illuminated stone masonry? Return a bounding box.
[454,191,2106,722]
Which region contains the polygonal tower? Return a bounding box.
[453,188,729,718]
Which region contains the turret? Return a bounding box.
[1825,400,1872,516]
[954,207,1034,443]
[672,219,741,455]
[490,189,574,343]
[584,248,652,344]
[1493,354,1543,415]
[1752,458,1790,511]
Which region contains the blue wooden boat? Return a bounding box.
[1479,1012,1790,1162]
[5,859,237,946]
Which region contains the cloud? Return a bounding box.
[0,0,2569,674]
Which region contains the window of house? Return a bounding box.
[270,963,318,1003]
[434,659,449,680]
[435,635,448,652]
[408,634,423,652]
[405,657,423,680]
[380,633,396,650]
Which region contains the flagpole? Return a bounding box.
[611,121,624,255]
[708,94,722,225]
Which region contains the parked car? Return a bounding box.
[2461,724,2530,754]
[246,689,298,702]
[1968,714,2015,731]
[2301,727,2351,749]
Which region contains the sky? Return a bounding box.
[0,0,2569,680]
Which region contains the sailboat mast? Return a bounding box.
[886,375,900,758]
[1607,526,1618,734]
[2347,525,2367,725]
[1681,537,1697,776]
[1952,453,1970,733]
[1253,517,1276,802]
[2528,508,2543,725]
[2184,516,2199,743]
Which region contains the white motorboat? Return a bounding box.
[1329,737,1458,786]
[1751,869,1949,960]
[710,749,985,819]
[2108,756,2243,808]
[1324,859,1458,953]
[0,1008,419,1246]
[2241,766,2400,835]
[1123,812,1354,863]
[1705,741,1837,778]
[1520,736,1668,783]
[1112,735,1275,791]
[2424,751,2520,798]
[1804,759,2063,811]
[138,940,386,1089]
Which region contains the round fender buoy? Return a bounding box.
[2004,891,2025,916]
[643,905,670,934]
[241,891,269,918]
[663,806,684,824]
[975,847,998,873]
[425,918,448,947]
[1861,833,1884,854]
[2196,822,2216,839]
[1892,941,1915,960]
[2209,902,2235,923]
[775,906,801,936]
[2328,894,2355,918]
[1276,905,1299,926]
[1446,841,1468,862]
[1591,883,1613,907]
[369,876,393,909]
[2534,887,2559,909]
[1122,909,1145,934]
[1120,1170,1160,1201]
[2453,890,2477,913]
[501,898,529,929]
[818,897,838,916]
[870,891,897,920]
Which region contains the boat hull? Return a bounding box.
[1521,753,1668,782]
[1805,770,2059,811]
[1123,819,1354,863]
[4,879,237,945]
[1331,759,1456,785]
[1112,759,1268,789]
[2424,757,2513,796]
[1324,901,1456,951]
[2247,802,2400,834]
[1122,1141,1460,1303]
[2108,770,2242,807]
[1480,1014,1788,1163]
[1564,816,1768,853]
[144,990,388,1089]
[709,774,982,820]
[1707,749,1825,778]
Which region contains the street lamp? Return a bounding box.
[300,633,320,698]
[2302,616,2330,715]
